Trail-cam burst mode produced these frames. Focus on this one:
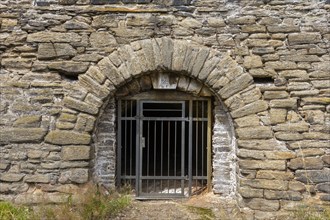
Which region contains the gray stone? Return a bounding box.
[317,183,330,193]
[241,179,288,191]
[288,181,306,192]
[245,198,280,211]
[296,168,330,184]
[256,171,294,180]
[13,115,41,128]
[25,174,50,183]
[288,33,322,45]
[38,43,77,60]
[45,130,91,145]
[239,186,263,198]
[264,190,303,201]
[59,168,88,184]
[0,173,25,182]
[0,128,47,144]
[90,32,117,48]
[48,61,89,76]
[27,32,81,43]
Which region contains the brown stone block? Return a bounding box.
[63,97,99,115]
[273,122,309,132]
[288,181,306,192]
[264,151,296,160]
[45,130,91,145]
[256,170,294,180]
[245,198,280,211]
[231,100,268,118]
[288,157,324,170]
[239,160,286,171]
[25,174,50,183]
[241,179,288,191]
[239,186,263,198]
[0,173,25,182]
[238,139,286,151]
[237,126,273,139]
[275,132,303,141]
[0,128,47,144]
[288,33,322,45]
[264,190,303,201]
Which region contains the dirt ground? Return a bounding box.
[115,193,246,220]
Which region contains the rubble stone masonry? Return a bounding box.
[0,0,329,218]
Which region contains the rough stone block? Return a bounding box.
[243,55,263,69]
[231,100,268,118]
[219,73,253,99]
[264,190,303,201]
[63,97,99,115]
[25,174,50,183]
[239,186,263,198]
[317,183,330,193]
[78,74,110,99]
[273,122,309,132]
[270,108,287,125]
[62,145,91,161]
[239,160,286,171]
[0,128,47,144]
[288,181,306,192]
[0,173,25,182]
[45,130,91,145]
[265,61,297,70]
[256,170,294,180]
[236,126,273,139]
[48,61,89,76]
[98,57,125,86]
[275,132,303,141]
[13,115,41,128]
[234,115,260,127]
[27,32,81,43]
[264,91,289,100]
[288,157,324,170]
[238,139,286,151]
[59,168,88,184]
[288,140,329,150]
[269,98,297,109]
[238,149,265,160]
[296,168,330,184]
[245,198,280,211]
[241,179,288,191]
[38,43,76,60]
[90,32,117,48]
[288,33,322,45]
[75,113,96,132]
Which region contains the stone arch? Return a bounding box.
[44,37,269,198]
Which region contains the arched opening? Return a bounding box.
[93,72,236,199]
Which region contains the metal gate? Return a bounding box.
[117,93,211,199]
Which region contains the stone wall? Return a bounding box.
[0,0,329,218]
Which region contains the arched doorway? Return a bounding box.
[117,90,212,198]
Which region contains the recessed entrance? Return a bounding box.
[117,91,212,199]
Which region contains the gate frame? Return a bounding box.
[116,90,212,198]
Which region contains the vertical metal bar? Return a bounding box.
[195,101,199,189]
[136,100,141,196]
[174,121,177,193]
[124,102,127,178]
[154,120,157,192]
[207,99,212,192]
[130,102,133,184]
[168,121,170,194]
[181,102,186,196]
[188,100,193,196]
[147,120,150,192]
[160,120,163,192]
[117,100,122,187]
[202,101,205,188]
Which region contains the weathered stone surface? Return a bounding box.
[238,139,286,151]
[265,61,297,70]
[45,130,91,145]
[264,190,303,201]
[231,100,268,118]
[25,174,50,183]
[48,61,89,76]
[62,145,90,161]
[236,126,273,139]
[264,151,296,160]
[256,171,294,180]
[296,168,330,184]
[239,160,286,171]
[89,32,117,48]
[288,33,322,45]
[264,91,289,100]
[27,32,81,43]
[0,173,25,182]
[59,168,88,184]
[275,132,303,141]
[270,98,297,109]
[288,181,306,192]
[288,158,324,170]
[239,186,263,198]
[243,55,263,69]
[323,155,330,165]
[38,43,77,60]
[0,183,29,193]
[238,149,265,160]
[1,58,32,69]
[273,122,309,132]
[219,73,253,99]
[317,183,330,193]
[13,115,41,128]
[0,128,47,144]
[245,198,280,211]
[269,108,287,125]
[63,97,99,115]
[241,179,288,191]
[234,115,260,127]
[289,140,330,150]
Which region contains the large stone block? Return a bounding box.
[38,43,77,60]
[63,97,99,115]
[27,32,82,43]
[231,100,268,118]
[241,179,288,191]
[13,115,41,128]
[273,122,309,132]
[45,130,91,145]
[25,174,50,183]
[288,158,324,170]
[264,190,303,201]
[245,198,280,211]
[59,168,88,184]
[239,186,263,198]
[61,145,91,161]
[296,168,330,184]
[0,128,47,144]
[239,160,286,171]
[236,126,273,139]
[288,33,322,45]
[238,139,286,150]
[219,73,253,99]
[256,170,294,180]
[90,32,117,48]
[0,173,25,182]
[48,61,89,76]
